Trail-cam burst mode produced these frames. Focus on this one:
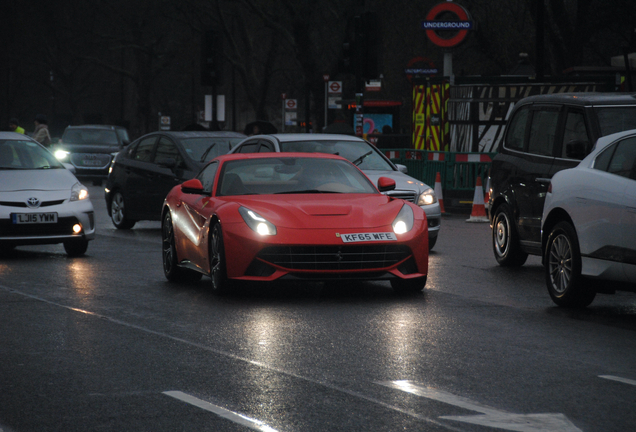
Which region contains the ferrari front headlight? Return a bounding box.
[239,206,277,236]
[417,187,437,206]
[392,204,414,234]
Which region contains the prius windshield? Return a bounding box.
[0,140,64,170]
[217,157,377,196]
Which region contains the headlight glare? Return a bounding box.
[70,183,89,201]
[417,187,437,206]
[55,150,70,161]
[239,206,277,235]
[392,204,414,234]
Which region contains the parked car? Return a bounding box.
[489,92,636,266]
[0,132,95,256]
[162,153,429,294]
[105,131,246,229]
[52,125,131,185]
[541,129,636,307]
[228,134,441,249]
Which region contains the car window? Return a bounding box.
[238,142,259,153]
[527,109,558,156]
[593,143,615,172]
[606,137,636,179]
[595,107,636,136]
[0,139,63,170]
[561,110,590,160]
[62,128,119,145]
[197,161,219,194]
[279,139,394,171]
[181,137,244,162]
[504,107,529,151]
[155,137,185,168]
[131,137,156,162]
[116,128,130,144]
[259,141,274,152]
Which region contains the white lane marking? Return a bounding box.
[163,391,278,432]
[377,380,582,432]
[599,375,636,386]
[0,285,463,431]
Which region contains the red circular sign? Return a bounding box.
[425,2,471,48]
[286,99,297,109]
[329,81,341,93]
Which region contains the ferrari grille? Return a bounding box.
[385,190,417,203]
[0,217,79,237]
[257,244,411,271]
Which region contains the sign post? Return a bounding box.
[281,93,286,133]
[323,74,329,130]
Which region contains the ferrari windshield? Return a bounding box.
[279,139,394,171]
[0,139,64,170]
[217,157,378,196]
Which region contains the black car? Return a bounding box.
[53,125,131,185]
[104,131,246,229]
[489,92,636,266]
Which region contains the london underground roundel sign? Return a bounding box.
[422,2,473,48]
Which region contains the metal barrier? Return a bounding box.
[381,149,496,191]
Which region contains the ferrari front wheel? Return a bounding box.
[162,212,202,282]
[210,222,231,294]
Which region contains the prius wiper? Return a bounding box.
[199,144,216,162]
[275,189,342,194]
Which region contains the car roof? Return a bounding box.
[517,92,636,107]
[0,131,38,141]
[214,151,350,163]
[65,124,126,130]
[247,133,365,143]
[157,131,246,138]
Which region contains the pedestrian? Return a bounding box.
[8,118,25,134]
[32,114,52,146]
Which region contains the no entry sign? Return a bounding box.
[422,2,473,48]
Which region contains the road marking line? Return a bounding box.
[377,380,582,432]
[0,285,463,431]
[163,391,278,432]
[599,375,636,386]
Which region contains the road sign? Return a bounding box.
[422,2,473,48]
[285,99,297,110]
[323,74,330,82]
[328,81,342,94]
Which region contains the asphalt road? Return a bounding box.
[1,185,635,432]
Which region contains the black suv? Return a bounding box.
[489,93,636,266]
[53,125,131,185]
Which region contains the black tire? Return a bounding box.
[162,212,202,282]
[492,203,528,267]
[391,276,427,294]
[64,239,89,257]
[209,222,231,294]
[110,191,136,230]
[545,221,596,308]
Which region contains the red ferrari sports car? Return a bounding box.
[161,153,428,294]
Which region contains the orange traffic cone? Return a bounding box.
[434,172,446,214]
[484,176,491,210]
[466,176,489,223]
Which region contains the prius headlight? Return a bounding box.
[70,182,89,201]
[239,206,277,236]
[55,150,70,161]
[392,204,414,234]
[417,187,437,206]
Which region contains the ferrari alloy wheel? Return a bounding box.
[162,212,202,282]
[209,222,231,294]
[492,203,528,267]
[545,221,595,308]
[63,239,89,257]
[391,276,427,294]
[110,191,136,230]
